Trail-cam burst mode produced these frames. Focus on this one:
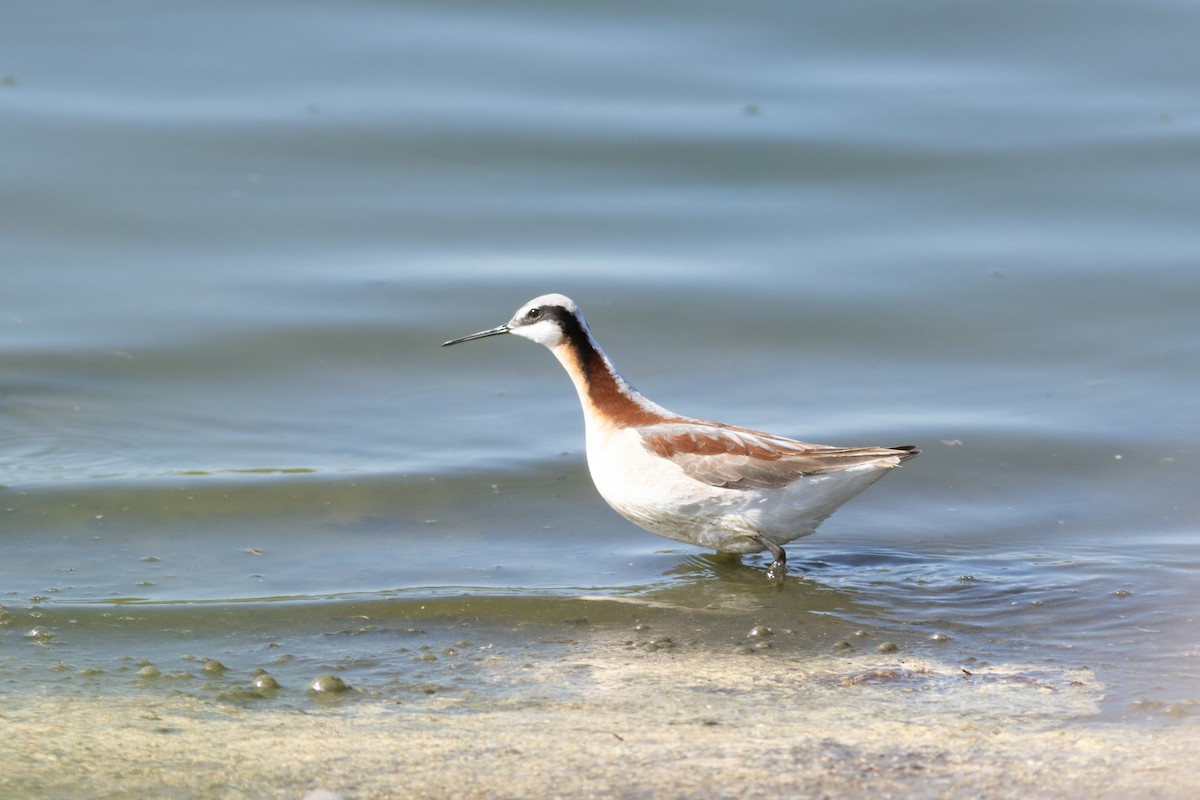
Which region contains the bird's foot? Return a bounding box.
[747,534,787,580]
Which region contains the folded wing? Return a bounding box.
[640,421,918,490]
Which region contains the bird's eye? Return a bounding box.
[526,307,543,321]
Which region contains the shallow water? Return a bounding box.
[3,0,1200,794]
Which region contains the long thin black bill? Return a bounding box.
[441,325,510,347]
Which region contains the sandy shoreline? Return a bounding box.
[4,633,1197,800]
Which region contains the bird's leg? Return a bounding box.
[747,534,787,579]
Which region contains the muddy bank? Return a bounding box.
[4,629,1195,800]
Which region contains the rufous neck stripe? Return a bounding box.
[556,322,673,428]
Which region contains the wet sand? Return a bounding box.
[4,622,1196,800]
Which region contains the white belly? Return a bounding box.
[584,425,889,554]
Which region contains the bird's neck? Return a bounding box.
[550,333,674,429]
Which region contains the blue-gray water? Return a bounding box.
[3,0,1199,766]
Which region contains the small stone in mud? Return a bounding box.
[833,640,852,651]
[747,625,773,638]
[25,626,53,641]
[648,634,673,647]
[253,673,280,691]
[202,660,228,676]
[877,642,899,653]
[930,633,952,643]
[309,674,350,693]
[137,665,162,679]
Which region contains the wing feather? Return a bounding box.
[640,421,918,490]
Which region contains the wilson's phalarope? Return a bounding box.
[443,294,918,578]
